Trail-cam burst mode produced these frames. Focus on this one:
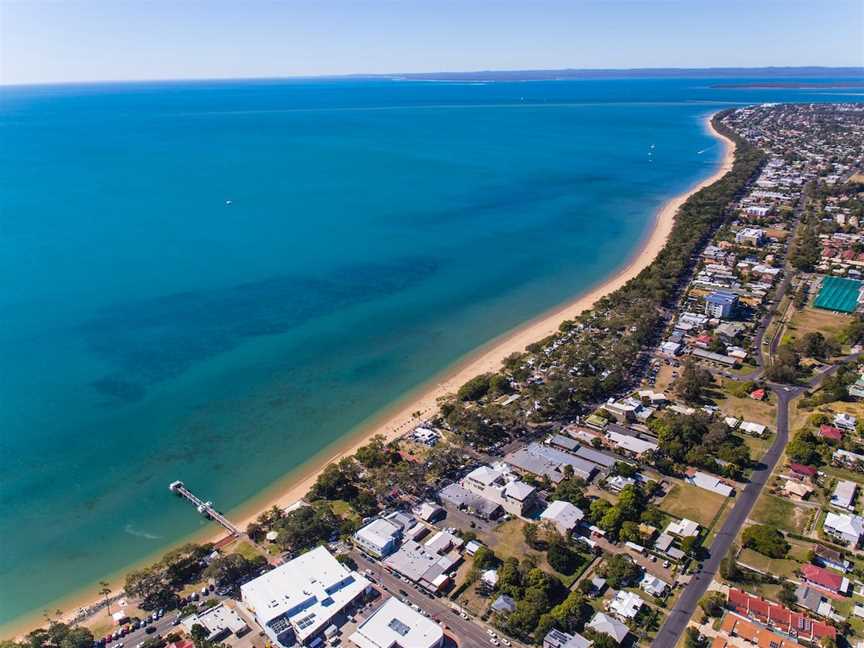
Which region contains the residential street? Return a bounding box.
[351,551,524,648]
[652,359,858,648]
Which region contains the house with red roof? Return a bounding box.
[788,463,817,481]
[800,564,850,595]
[749,388,766,401]
[726,589,837,643]
[819,425,843,443]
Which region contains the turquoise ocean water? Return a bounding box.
[0,77,859,624]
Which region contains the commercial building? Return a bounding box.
[349,598,443,648]
[241,546,370,648]
[438,483,502,520]
[383,531,463,593]
[181,604,249,642]
[505,443,597,483]
[353,518,404,558]
[705,291,739,319]
[461,465,538,516]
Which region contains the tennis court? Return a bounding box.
[814,276,862,313]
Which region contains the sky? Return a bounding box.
[1,0,862,85]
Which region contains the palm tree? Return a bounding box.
[99,581,112,614]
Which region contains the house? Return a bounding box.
[587,577,607,597]
[349,598,443,648]
[241,546,371,648]
[685,469,734,497]
[788,463,817,481]
[726,589,837,642]
[830,480,857,510]
[586,613,629,644]
[181,604,249,642]
[640,574,669,598]
[834,412,857,431]
[480,569,499,589]
[540,500,585,536]
[781,479,813,501]
[464,540,484,556]
[824,511,864,547]
[813,544,851,573]
[608,590,644,620]
[491,594,517,615]
[834,448,864,471]
[653,533,685,561]
[543,629,593,648]
[800,563,850,595]
[819,424,844,442]
[848,374,864,399]
[795,585,835,618]
[664,518,700,538]
[740,421,767,437]
[750,388,766,401]
[606,475,636,493]
[413,502,445,523]
[354,517,404,558]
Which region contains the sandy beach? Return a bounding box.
[4,114,735,640]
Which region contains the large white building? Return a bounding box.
[462,464,537,516]
[241,546,371,647]
[354,518,403,558]
[349,598,443,648]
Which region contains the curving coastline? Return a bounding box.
[3,112,735,640]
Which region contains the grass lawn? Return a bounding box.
[482,519,589,587]
[660,482,728,527]
[740,433,774,461]
[329,499,361,523]
[750,494,811,534]
[232,540,264,561]
[785,307,850,348]
[716,390,777,428]
[738,548,800,578]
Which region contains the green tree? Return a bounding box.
[699,591,726,618]
[603,555,639,589]
[742,524,789,558]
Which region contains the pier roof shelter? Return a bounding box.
[814,276,862,313]
[241,546,370,647]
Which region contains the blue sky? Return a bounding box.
[1,0,862,85]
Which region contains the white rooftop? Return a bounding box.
[349,598,443,648]
[609,590,644,619]
[540,500,585,535]
[664,518,700,538]
[240,546,369,642]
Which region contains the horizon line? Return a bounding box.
[3,64,864,89]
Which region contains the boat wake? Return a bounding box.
[124,523,162,540]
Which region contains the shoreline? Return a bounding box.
[3,112,736,640]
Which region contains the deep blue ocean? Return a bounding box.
[0,77,860,625]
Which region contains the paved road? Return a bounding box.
[651,357,858,648]
[651,385,799,648]
[352,551,518,648]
